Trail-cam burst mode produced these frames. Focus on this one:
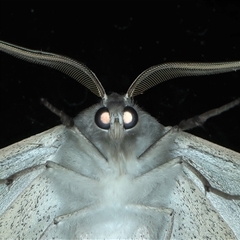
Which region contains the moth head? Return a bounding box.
[94,93,138,140]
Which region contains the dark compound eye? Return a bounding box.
[123,106,138,129]
[95,107,110,129]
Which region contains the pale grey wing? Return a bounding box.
[0,40,106,99]
[0,126,64,237]
[126,62,240,97]
[171,131,240,238]
[0,125,65,179]
[0,126,107,239]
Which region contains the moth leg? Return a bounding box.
[127,204,174,240]
[181,158,240,200]
[138,126,177,159]
[1,158,96,187]
[41,98,74,127]
[179,97,240,130]
[38,205,101,239]
[45,160,98,180]
[0,164,46,186]
[41,203,174,239]
[137,126,181,173]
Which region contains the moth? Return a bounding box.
[0,40,240,239]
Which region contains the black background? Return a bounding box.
[1,1,240,152]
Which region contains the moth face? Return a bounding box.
[74,92,163,160]
[94,93,138,140]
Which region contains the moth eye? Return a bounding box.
[123,106,138,129]
[95,107,110,129]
